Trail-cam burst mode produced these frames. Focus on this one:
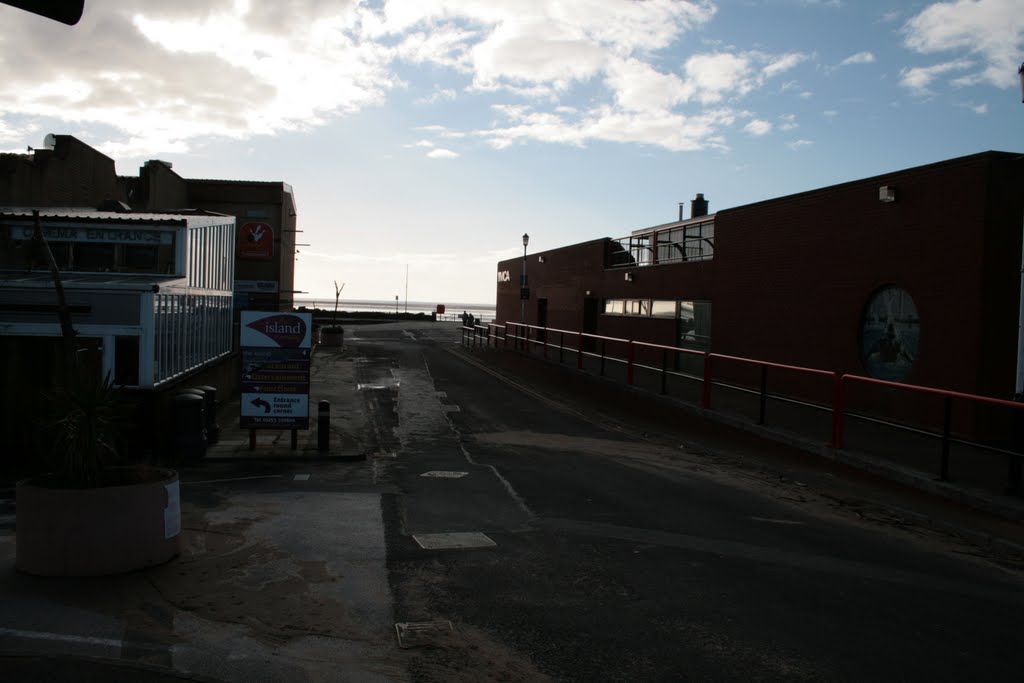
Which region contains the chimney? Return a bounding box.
[691,193,708,218]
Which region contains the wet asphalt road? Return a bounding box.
[3,322,1022,681]
[349,325,1024,682]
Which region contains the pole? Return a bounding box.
[521,243,527,323]
[405,264,408,313]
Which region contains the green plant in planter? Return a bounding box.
[42,370,128,488]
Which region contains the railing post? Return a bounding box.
[600,339,607,377]
[543,328,548,360]
[525,325,530,354]
[940,395,953,481]
[626,341,634,385]
[831,374,844,449]
[660,348,668,395]
[758,365,768,425]
[577,333,584,370]
[702,354,712,409]
[559,331,564,364]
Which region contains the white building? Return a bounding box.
[0,208,236,388]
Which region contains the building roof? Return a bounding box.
[0,208,233,226]
[0,271,186,291]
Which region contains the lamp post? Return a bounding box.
[520,233,530,325]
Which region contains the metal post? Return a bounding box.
[559,331,564,364]
[940,395,953,481]
[318,400,330,452]
[249,428,256,451]
[758,366,768,425]
[831,374,845,449]
[702,354,713,409]
[577,333,584,370]
[290,428,298,450]
[626,342,634,385]
[600,339,606,377]
[660,349,668,395]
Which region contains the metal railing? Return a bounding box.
[463,321,1024,496]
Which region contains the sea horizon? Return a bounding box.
[294,297,496,319]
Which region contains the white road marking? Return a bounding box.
[420,471,469,479]
[749,516,805,526]
[413,532,496,550]
[182,475,284,485]
[294,474,310,481]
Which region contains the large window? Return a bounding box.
[611,218,714,268]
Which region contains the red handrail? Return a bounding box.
[486,320,1023,460]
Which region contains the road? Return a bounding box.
[2,321,1022,681]
[354,324,1024,682]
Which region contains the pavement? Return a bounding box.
[2,319,1024,680]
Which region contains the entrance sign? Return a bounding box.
[239,221,274,260]
[240,311,311,429]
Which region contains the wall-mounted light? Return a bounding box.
[879,185,896,203]
[538,255,546,263]
[624,272,634,282]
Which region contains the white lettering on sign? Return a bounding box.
[11,225,173,245]
[497,270,511,283]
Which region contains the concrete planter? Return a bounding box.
[15,468,181,576]
[320,327,345,347]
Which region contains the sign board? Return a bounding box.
[239,311,311,429]
[238,221,274,260]
[235,279,279,293]
[9,224,174,245]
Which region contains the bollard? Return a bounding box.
[318,400,330,452]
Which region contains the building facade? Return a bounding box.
[496,151,1024,402]
[0,134,300,468]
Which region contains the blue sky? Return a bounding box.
[1,0,1022,305]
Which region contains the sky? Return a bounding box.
[1,0,1022,305]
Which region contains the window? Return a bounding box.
[679,300,711,350]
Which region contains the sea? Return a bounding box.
[293,298,497,323]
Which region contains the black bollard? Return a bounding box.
[318,400,330,452]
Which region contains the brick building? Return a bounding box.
[496,151,1024,403]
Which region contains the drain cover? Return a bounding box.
[420,471,469,479]
[395,620,455,648]
[413,532,496,550]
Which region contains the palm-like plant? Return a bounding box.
[45,371,125,488]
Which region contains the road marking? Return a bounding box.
[395,621,454,648]
[293,474,310,481]
[420,471,469,479]
[0,627,124,649]
[413,532,496,550]
[749,516,804,526]
[182,475,283,485]
[442,404,461,412]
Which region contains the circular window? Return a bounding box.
[860,286,920,382]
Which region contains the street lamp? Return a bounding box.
[520,233,530,324]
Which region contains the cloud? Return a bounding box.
[744,119,772,136]
[426,148,459,159]
[902,0,1024,91]
[840,51,876,66]
[0,0,809,157]
[786,139,813,150]
[899,59,974,95]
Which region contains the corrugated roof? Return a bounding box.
[0,271,186,290]
[0,208,233,225]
